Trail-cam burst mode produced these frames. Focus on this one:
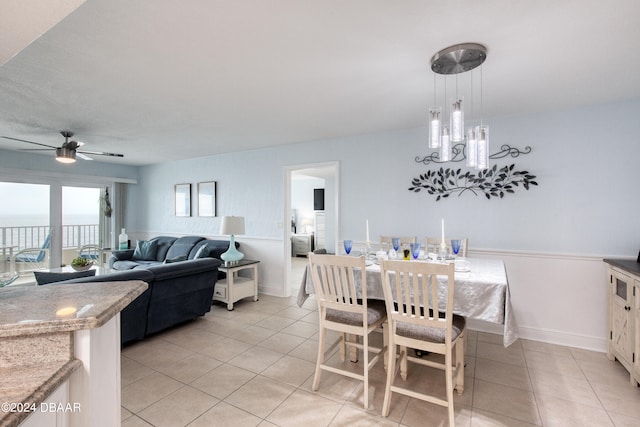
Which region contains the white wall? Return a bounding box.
[90,100,640,351]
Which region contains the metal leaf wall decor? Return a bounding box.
[410,143,537,201]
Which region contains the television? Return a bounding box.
[314,188,325,211]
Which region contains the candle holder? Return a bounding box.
[439,242,449,261]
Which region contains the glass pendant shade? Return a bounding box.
[476,125,489,170]
[440,126,451,161]
[428,107,442,148]
[450,97,464,142]
[466,128,477,168]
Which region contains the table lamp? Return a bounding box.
[220,216,245,264]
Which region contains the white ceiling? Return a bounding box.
[1,0,639,166]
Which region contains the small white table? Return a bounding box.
[213,259,260,310]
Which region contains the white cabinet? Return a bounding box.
[606,261,640,386]
[20,380,70,427]
[292,234,313,257]
[314,212,326,250]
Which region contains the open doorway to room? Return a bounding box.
[284,162,339,296]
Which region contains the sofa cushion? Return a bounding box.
[112,249,135,261]
[34,269,97,285]
[164,255,187,264]
[188,239,239,260]
[150,236,179,261]
[165,236,205,261]
[112,260,145,270]
[193,245,209,259]
[133,240,158,260]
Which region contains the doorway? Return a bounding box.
[284,161,339,296]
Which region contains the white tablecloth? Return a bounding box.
[298,257,519,347]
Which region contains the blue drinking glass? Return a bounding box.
[410,243,421,260]
[344,239,353,255]
[392,238,401,252]
[451,239,461,257]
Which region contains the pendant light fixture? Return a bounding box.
[430,43,489,169]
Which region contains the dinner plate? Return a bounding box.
[455,266,471,273]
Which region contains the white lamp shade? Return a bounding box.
[220,216,245,235]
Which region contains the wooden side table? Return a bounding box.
[213,259,260,310]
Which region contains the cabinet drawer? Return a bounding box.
[214,284,227,299]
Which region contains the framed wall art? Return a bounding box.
[175,183,191,217]
[197,181,217,217]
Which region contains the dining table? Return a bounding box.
[297,257,519,347]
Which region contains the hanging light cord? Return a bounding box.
[480,65,484,127]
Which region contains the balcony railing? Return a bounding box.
[1,224,100,250]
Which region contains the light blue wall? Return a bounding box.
[127,99,638,257]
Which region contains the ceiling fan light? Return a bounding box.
[56,147,76,163]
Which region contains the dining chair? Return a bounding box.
[12,233,51,273]
[379,259,465,426]
[425,237,468,257]
[380,236,417,245]
[308,253,387,409]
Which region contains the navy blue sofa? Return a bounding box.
[109,235,238,275]
[53,257,221,345]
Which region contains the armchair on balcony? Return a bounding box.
[12,234,51,273]
[78,244,101,260]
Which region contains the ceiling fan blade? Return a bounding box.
[19,148,56,151]
[78,150,124,158]
[1,135,57,149]
[76,152,93,161]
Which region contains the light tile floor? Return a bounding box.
[121,258,640,426]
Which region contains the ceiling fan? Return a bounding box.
[1,131,124,163]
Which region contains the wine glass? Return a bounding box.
[410,243,421,260]
[392,238,401,252]
[451,239,461,258]
[344,239,353,255]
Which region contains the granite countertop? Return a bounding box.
[0,280,148,427]
[0,280,148,338]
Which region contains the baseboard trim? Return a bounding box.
[467,319,607,352]
[259,283,287,298]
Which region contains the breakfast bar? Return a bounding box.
[0,280,148,427]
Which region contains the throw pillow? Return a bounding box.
[194,245,209,259]
[133,240,158,261]
[164,255,187,264]
[34,270,97,285]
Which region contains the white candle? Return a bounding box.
[441,218,445,244]
[366,219,370,243]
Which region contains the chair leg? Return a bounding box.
[400,346,408,380]
[349,334,359,363]
[455,333,465,394]
[382,336,396,417]
[312,327,327,391]
[339,332,346,362]
[382,321,389,371]
[445,352,455,427]
[362,332,369,409]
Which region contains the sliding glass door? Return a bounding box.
[0,182,50,274]
[62,186,101,266]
